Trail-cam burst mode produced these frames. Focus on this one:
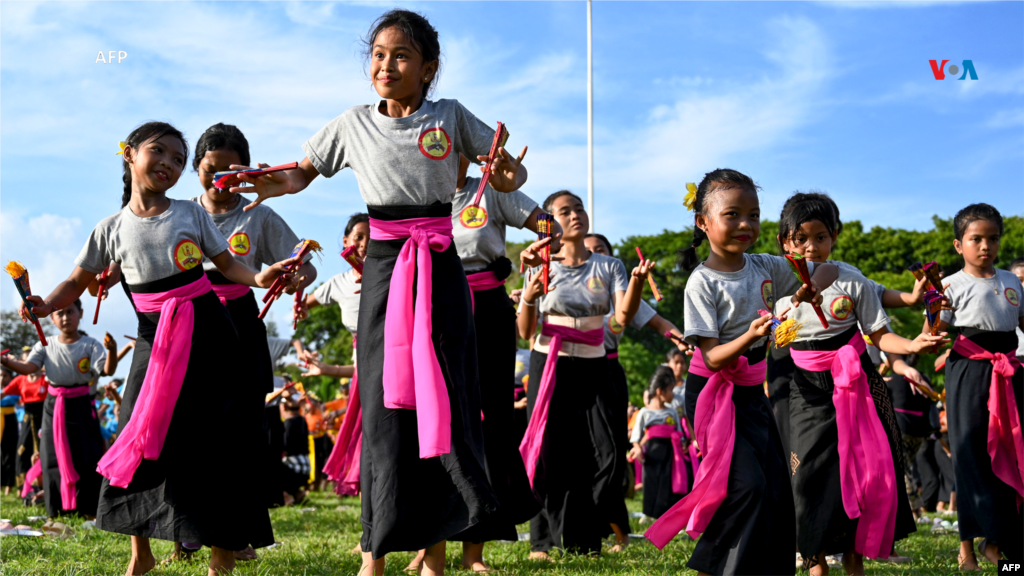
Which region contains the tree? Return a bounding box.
[1,309,55,354]
[289,284,353,402]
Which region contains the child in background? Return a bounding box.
[930,203,1023,568]
[280,397,311,505]
[629,366,687,519]
[1012,258,1024,363]
[3,349,48,482]
[1,366,19,494]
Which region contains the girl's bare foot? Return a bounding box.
[405,549,426,572]
[809,553,829,576]
[351,542,363,554]
[959,541,982,571]
[841,550,865,576]
[420,541,447,576]
[608,522,629,553]
[283,491,295,506]
[233,545,258,561]
[162,542,198,565]
[360,551,386,576]
[461,541,493,573]
[528,551,553,561]
[209,546,236,575]
[978,539,1001,565]
[127,537,157,576]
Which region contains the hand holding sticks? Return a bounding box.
[5,262,47,346]
[635,247,663,301]
[258,239,322,320]
[784,253,829,329]
[93,264,111,325]
[536,214,553,294]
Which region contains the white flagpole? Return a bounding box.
[587,0,594,232]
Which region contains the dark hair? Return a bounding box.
[648,366,676,397]
[665,348,686,362]
[1010,257,1024,272]
[776,191,842,254]
[120,122,189,208]
[585,233,614,255]
[678,168,761,271]
[363,9,441,98]
[953,203,1004,241]
[192,123,250,172]
[345,213,370,237]
[542,190,584,212]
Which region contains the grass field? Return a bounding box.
[0,491,995,575]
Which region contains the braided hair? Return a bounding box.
[678,168,761,271]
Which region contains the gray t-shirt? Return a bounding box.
[834,260,887,305]
[312,271,361,335]
[452,176,537,273]
[630,406,682,443]
[27,336,105,387]
[605,300,658,350]
[267,337,294,364]
[75,199,229,285]
[940,269,1024,332]
[1016,327,1024,361]
[189,195,300,273]
[302,99,496,207]
[774,265,889,342]
[684,253,811,348]
[530,253,630,318]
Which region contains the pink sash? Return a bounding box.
[645,347,765,548]
[96,274,213,487]
[790,332,897,559]
[646,423,688,494]
[49,385,90,510]
[519,323,605,487]
[323,369,362,496]
[466,270,505,313]
[369,216,454,459]
[211,282,251,306]
[21,459,41,498]
[952,335,1024,504]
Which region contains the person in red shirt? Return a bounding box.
[1,349,48,478]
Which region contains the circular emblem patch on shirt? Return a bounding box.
[418,128,452,161]
[228,232,251,256]
[608,314,625,335]
[666,416,676,427]
[1006,287,1019,307]
[830,295,853,321]
[77,357,90,373]
[173,239,203,272]
[586,276,606,294]
[761,279,774,309]
[459,205,488,229]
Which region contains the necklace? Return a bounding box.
[965,270,999,295]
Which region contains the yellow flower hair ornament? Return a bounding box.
[115,141,127,155]
[683,182,698,212]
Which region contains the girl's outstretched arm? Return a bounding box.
[210,252,302,289]
[21,266,96,320]
[230,158,322,212]
[645,314,689,352]
[696,313,775,372]
[614,260,656,328]
[869,326,948,355]
[0,356,40,376]
[517,270,545,341]
[102,334,119,376]
[791,263,839,308]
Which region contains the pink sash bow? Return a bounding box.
[952,335,1024,504]
[645,347,765,548]
[790,332,897,559]
[370,216,454,459]
[96,274,213,487]
[466,270,505,313]
[519,323,605,487]
[50,385,90,509]
[210,282,251,306]
[646,423,689,494]
[323,369,362,496]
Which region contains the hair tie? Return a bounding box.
[115,141,127,155]
[682,182,698,212]
[691,228,705,248]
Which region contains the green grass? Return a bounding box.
[0,491,993,575]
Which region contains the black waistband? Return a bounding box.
[791,325,861,352]
[205,270,233,285]
[126,266,206,294]
[744,342,769,365]
[366,202,452,221]
[958,328,1018,355]
[466,257,513,281]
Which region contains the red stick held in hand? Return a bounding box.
[213,162,299,190]
[635,247,663,301]
[784,253,829,329]
[93,264,111,325]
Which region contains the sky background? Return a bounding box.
[2,0,1022,379]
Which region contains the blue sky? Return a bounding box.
[2,1,1022,378]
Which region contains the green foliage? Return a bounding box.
[289,286,354,402]
[1,309,55,354]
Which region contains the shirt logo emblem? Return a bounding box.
[77,357,91,373]
[586,277,606,294]
[830,295,853,320]
[228,232,251,256]
[761,279,774,309]
[418,128,452,161]
[608,314,624,334]
[665,416,676,426]
[459,206,488,229]
[173,239,203,271]
[1006,287,1019,307]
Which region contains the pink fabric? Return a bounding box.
[369,216,454,459]
[952,335,1024,504]
[324,369,363,496]
[466,270,505,313]
[210,282,251,306]
[607,352,619,359]
[21,460,41,498]
[646,423,688,494]
[894,408,924,417]
[519,323,605,486]
[790,332,897,559]
[49,385,90,510]
[96,274,213,488]
[645,347,765,548]
[634,452,643,484]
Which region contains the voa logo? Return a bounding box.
[929,59,978,80]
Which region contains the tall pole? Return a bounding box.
[587,0,594,232]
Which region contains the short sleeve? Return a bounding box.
[756,253,804,298]
[302,114,348,178]
[629,411,647,443]
[266,337,292,363]
[195,208,229,260]
[609,259,630,294]
[630,300,657,330]
[1015,277,1024,318]
[313,276,342,307]
[940,281,959,325]
[75,223,112,275]
[851,275,889,335]
[25,342,46,370]
[88,340,107,378]
[2,378,20,396]
[452,101,497,162]
[493,189,538,230]
[683,274,720,345]
[257,208,301,268]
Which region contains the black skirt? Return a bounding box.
[39,388,106,517]
[683,343,795,576]
[16,400,43,476]
[358,203,497,559]
[452,283,539,543]
[95,266,274,551]
[526,352,623,555]
[766,346,795,459]
[605,353,633,535]
[642,437,682,519]
[208,272,279,511]
[945,329,1023,561]
[1,409,18,487]
[915,437,954,512]
[789,327,915,564]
